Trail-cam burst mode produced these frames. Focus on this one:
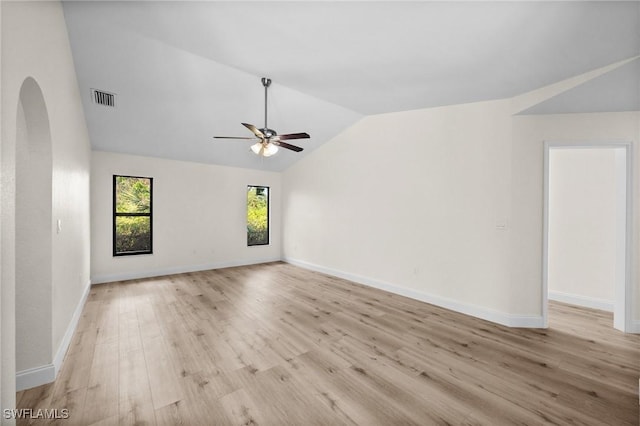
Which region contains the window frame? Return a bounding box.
[113,174,153,256]
[247,185,270,247]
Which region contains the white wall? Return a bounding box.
[548,148,617,310]
[0,0,6,413]
[1,0,91,398]
[283,99,525,326]
[91,151,282,283]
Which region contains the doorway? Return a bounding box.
[15,77,54,389]
[543,142,632,332]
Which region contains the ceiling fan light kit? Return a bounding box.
[251,141,278,157]
[214,77,310,158]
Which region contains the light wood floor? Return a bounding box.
[17,262,640,425]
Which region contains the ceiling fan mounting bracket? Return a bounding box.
[261,77,272,88]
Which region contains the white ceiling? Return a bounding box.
[62,1,640,171]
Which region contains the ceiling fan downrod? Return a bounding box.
[262,77,271,131]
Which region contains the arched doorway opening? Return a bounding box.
[15,77,53,389]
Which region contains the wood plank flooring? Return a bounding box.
[16,262,640,425]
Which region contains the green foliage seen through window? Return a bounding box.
[247,186,269,246]
[114,176,152,255]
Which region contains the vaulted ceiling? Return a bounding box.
[62,1,640,171]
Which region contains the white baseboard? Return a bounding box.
[548,291,614,312]
[53,280,91,374]
[16,364,55,392]
[91,257,282,284]
[630,320,640,334]
[16,279,91,391]
[284,257,544,329]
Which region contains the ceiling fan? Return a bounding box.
[214,77,310,157]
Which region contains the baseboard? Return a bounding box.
[91,257,282,284]
[53,279,91,374]
[284,257,544,329]
[630,320,640,334]
[16,364,55,392]
[548,291,614,312]
[16,279,91,392]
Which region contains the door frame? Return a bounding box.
[542,140,633,332]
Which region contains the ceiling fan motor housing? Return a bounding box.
[260,128,277,138]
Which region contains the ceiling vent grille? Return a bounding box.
[91,89,115,107]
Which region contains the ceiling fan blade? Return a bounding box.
[242,123,265,138]
[275,132,310,141]
[213,136,257,140]
[272,140,304,152]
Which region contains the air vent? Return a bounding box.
[91,89,115,107]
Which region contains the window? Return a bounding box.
[113,175,153,256]
[247,185,269,246]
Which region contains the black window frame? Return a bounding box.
[247,185,270,247]
[113,174,153,256]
